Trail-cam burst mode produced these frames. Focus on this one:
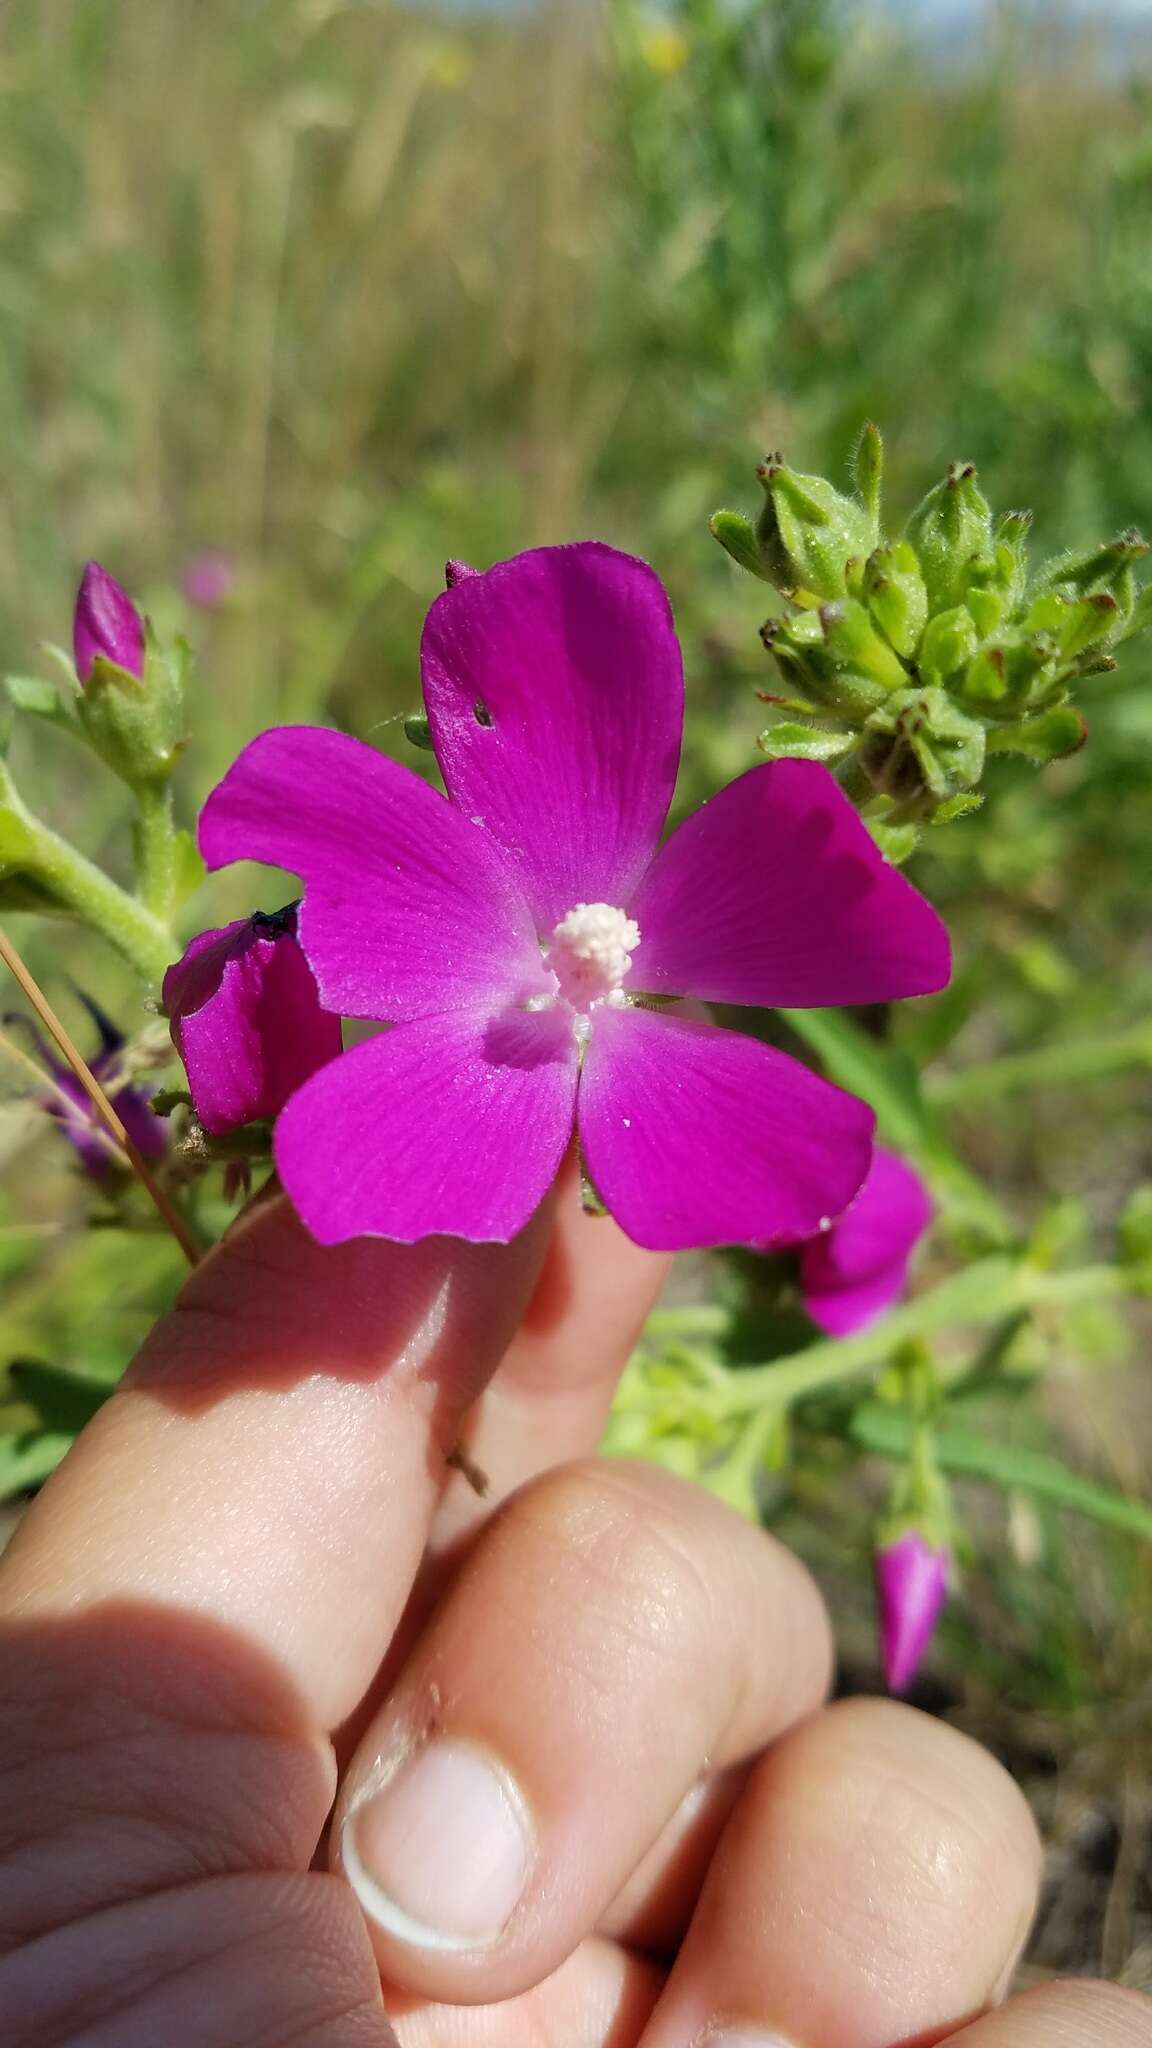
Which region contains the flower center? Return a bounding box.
[545,902,640,1012]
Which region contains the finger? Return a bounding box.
[0,1194,550,1947]
[334,1459,833,2003]
[637,1697,1043,2048]
[599,1767,749,1955]
[389,1939,662,2048]
[432,1150,670,1549]
[0,1873,396,2048]
[946,1981,1152,2046]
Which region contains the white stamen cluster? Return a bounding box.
[546,901,640,1012]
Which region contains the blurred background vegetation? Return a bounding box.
[1,0,1151,1984]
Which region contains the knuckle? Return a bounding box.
[511,1460,723,1669]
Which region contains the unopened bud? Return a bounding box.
[875,1530,950,1693]
[903,462,992,613]
[861,542,927,657]
[755,453,872,602]
[73,563,144,684]
[917,605,978,687]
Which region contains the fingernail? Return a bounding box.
[697,2031,798,2048]
[342,1739,533,1951]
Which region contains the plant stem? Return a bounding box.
[928,1024,1152,1107]
[132,778,180,925]
[717,1257,1123,1417]
[20,816,175,987]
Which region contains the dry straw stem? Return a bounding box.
[0,925,201,1266]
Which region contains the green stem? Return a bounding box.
[928,1024,1152,1107]
[132,778,180,925]
[716,1258,1123,1417]
[22,816,176,987]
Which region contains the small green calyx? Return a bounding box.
[74,628,187,791]
[859,687,986,813]
[753,450,873,602]
[713,425,1152,837]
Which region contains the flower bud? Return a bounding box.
[859,686,986,808]
[799,1147,932,1336]
[71,564,186,789]
[861,542,928,657]
[817,598,907,690]
[761,615,888,720]
[875,1529,950,1693]
[755,453,872,602]
[163,905,342,1136]
[73,562,145,683]
[902,462,992,614]
[10,996,166,1181]
[916,605,979,688]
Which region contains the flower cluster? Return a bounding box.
[712,429,1152,833]
[167,543,949,1252]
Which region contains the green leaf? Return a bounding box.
[780,1006,1008,1241]
[758,721,852,763]
[0,1428,72,1501]
[850,1401,1152,1541]
[6,673,66,720]
[8,1360,111,1433]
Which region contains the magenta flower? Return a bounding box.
[164,905,342,1137]
[181,551,237,610]
[11,996,166,1180]
[799,1146,933,1335]
[73,562,145,683]
[198,544,950,1249]
[876,1530,950,1693]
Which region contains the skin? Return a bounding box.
[0,1161,1148,2047]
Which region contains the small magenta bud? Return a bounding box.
[875,1530,950,1693]
[73,562,145,683]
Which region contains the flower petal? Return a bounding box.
[801,1261,909,1338]
[164,909,344,1137]
[421,544,683,928]
[198,726,548,1021]
[799,1144,933,1335]
[274,1005,579,1245]
[628,759,951,1007]
[577,1005,875,1252]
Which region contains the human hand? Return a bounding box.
[1,1171,1148,2046]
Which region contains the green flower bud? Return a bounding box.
[817,598,907,689]
[755,452,872,602]
[1039,526,1149,598]
[985,706,1087,762]
[917,605,978,687]
[860,686,986,809]
[903,461,993,614]
[861,543,928,658]
[74,624,186,791]
[761,615,888,719]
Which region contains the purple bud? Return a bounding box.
[181,551,237,611]
[73,562,145,683]
[11,1003,167,1180]
[163,905,342,1136]
[799,1147,933,1336]
[444,559,479,588]
[875,1531,950,1693]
